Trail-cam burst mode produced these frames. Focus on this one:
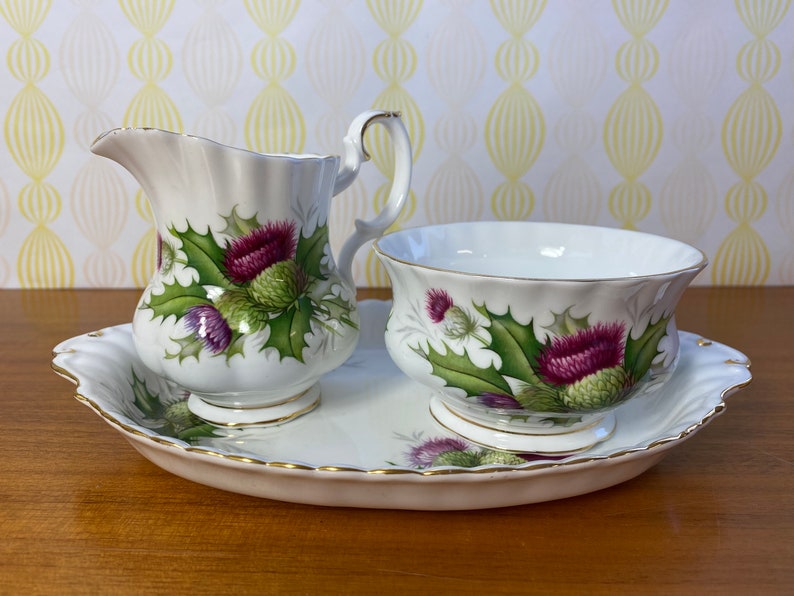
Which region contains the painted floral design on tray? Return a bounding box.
[146,208,356,363]
[400,434,567,468]
[124,368,219,442]
[418,289,670,416]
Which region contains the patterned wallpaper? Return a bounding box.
[1,0,793,288]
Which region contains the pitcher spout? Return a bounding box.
[90,127,341,230]
[90,128,188,211]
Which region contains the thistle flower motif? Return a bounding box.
[406,436,470,468]
[249,260,309,312]
[163,400,199,435]
[157,234,176,275]
[478,450,528,466]
[425,288,454,323]
[424,288,479,340]
[562,365,630,410]
[409,438,527,467]
[536,322,626,386]
[156,233,163,270]
[215,288,269,334]
[431,450,485,467]
[184,304,232,353]
[478,392,523,410]
[515,384,569,413]
[536,321,629,411]
[223,220,297,283]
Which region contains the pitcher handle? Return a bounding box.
[334,110,412,288]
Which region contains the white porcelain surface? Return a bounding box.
[52,300,751,510]
[374,221,705,280]
[374,222,707,452]
[429,396,617,454]
[186,385,321,426]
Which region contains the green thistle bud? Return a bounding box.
[164,400,198,435]
[562,365,629,411]
[442,306,479,340]
[431,449,483,467]
[478,450,526,466]
[249,260,309,312]
[215,289,269,334]
[159,239,176,275]
[515,383,567,413]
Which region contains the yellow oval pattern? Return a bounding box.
[246,85,305,154]
[0,3,792,287]
[486,0,546,222]
[714,0,789,284]
[603,0,666,230]
[3,0,72,288]
[604,86,663,180]
[245,0,304,155]
[365,0,424,285]
[544,5,606,225]
[7,37,49,82]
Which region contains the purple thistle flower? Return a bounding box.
[536,321,626,386]
[478,392,523,410]
[156,233,163,270]
[223,220,297,283]
[425,288,454,323]
[406,436,470,468]
[184,304,232,353]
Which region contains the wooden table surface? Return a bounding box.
[2,287,792,594]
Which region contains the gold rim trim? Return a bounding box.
[726,358,751,367]
[360,110,402,160]
[51,338,753,477]
[428,404,612,456]
[438,400,607,437]
[200,386,312,412]
[372,222,708,283]
[197,396,321,427]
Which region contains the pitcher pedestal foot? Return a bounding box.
[428,396,616,456]
[188,384,321,427]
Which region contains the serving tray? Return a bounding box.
[52,300,752,510]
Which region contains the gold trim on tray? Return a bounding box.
[726,358,751,367]
[51,335,754,477]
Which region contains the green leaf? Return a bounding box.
[144,281,209,321]
[543,306,590,336]
[165,334,204,363]
[296,223,329,280]
[624,315,671,382]
[221,206,260,238]
[261,296,314,362]
[476,305,544,384]
[177,423,220,442]
[169,223,231,289]
[130,368,164,418]
[432,450,484,467]
[225,333,247,361]
[515,383,567,413]
[316,293,358,330]
[423,341,512,397]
